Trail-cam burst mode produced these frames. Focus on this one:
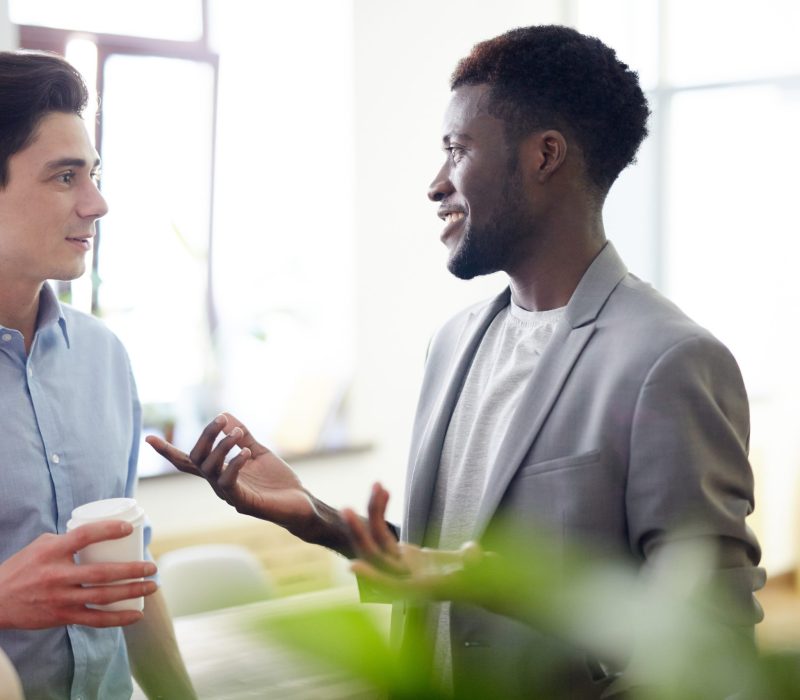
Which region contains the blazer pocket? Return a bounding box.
[517,449,602,478]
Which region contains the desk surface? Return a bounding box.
[133,586,388,700]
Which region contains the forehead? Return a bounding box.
[441,83,505,143]
[13,112,97,170]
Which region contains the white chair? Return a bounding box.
[157,544,273,617]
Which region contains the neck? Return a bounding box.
[507,206,606,312]
[0,279,44,352]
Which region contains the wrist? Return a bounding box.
[293,496,355,558]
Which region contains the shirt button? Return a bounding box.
[1,333,11,342]
[51,454,60,464]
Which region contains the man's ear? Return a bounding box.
[520,129,568,184]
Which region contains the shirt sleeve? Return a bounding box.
[123,363,153,559]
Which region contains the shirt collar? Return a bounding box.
[38,283,71,348]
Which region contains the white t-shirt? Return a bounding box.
[426,299,566,689]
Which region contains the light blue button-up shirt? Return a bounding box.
[0,284,146,700]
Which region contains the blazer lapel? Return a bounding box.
[471,322,595,537]
[403,289,510,545]
[473,242,629,538]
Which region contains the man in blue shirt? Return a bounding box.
[0,52,195,699]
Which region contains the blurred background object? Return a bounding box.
[158,544,274,617]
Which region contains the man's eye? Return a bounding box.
[56,171,75,185]
[91,170,102,186]
[444,146,465,163]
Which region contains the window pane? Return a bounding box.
[9,0,203,41]
[601,93,660,285]
[664,84,800,399]
[666,0,800,86]
[98,54,215,475]
[209,0,356,455]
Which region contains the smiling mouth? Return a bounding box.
[444,212,465,224]
[66,237,92,249]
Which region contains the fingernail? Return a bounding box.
[144,563,157,576]
[119,522,133,534]
[214,414,227,425]
[230,427,243,439]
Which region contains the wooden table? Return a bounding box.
[133,586,389,700]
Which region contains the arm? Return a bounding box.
[146,413,365,557]
[123,588,196,700]
[0,521,157,629]
[626,335,764,629]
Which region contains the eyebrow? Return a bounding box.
[43,157,101,171]
[443,133,474,146]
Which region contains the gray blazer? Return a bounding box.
[399,242,763,698]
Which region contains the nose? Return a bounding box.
[427,161,454,202]
[78,181,109,221]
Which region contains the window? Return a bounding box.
[574,0,800,571]
[12,1,358,477]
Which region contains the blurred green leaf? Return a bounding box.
[253,604,447,699]
[248,526,797,700]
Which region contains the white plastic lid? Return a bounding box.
[67,497,144,529]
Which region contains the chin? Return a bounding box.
[447,257,496,280]
[52,267,86,282]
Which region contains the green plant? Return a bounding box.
[250,528,800,699]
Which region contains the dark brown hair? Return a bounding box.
[0,51,89,187]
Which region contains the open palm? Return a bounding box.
[146,413,315,533]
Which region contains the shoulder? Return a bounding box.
[602,273,729,355]
[60,305,131,365]
[596,274,746,402]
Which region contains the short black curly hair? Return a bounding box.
[451,25,650,195]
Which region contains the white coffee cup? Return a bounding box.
[66,497,147,612]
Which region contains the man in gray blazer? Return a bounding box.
[150,25,763,698]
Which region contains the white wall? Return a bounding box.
[140,0,565,532]
[347,0,565,522]
[0,0,17,50]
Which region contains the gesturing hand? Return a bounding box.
[146,413,318,534]
[0,521,157,630]
[343,483,484,601]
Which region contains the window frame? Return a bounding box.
[16,8,219,321]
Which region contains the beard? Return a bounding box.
[446,168,531,280]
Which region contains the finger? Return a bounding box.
[343,509,407,575]
[351,560,453,602]
[62,607,145,628]
[459,541,485,569]
[220,413,264,453]
[75,579,159,607]
[349,561,427,600]
[61,521,134,554]
[342,508,380,560]
[145,436,201,477]
[367,483,401,558]
[188,414,228,465]
[199,427,243,481]
[217,447,251,492]
[71,561,157,585]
